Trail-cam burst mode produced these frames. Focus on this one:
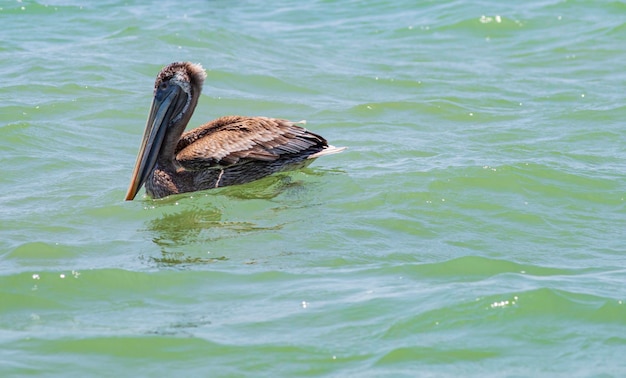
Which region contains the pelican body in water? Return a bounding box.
[125,62,345,200]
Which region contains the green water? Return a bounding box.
[1,0,625,376]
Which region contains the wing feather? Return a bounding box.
[174,116,327,171]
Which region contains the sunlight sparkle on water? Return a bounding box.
[479,15,502,24]
[490,296,518,309]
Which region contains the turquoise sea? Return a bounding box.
[1,0,626,376]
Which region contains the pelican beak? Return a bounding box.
[125,84,184,200]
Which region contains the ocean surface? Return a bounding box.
[1,0,625,376]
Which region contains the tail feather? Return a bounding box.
[308,145,347,159]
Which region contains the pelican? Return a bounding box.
[125,62,345,200]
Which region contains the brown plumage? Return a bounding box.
[125,62,345,200]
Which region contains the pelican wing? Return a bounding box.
[174,116,326,171]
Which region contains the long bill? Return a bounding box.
[124,87,181,200]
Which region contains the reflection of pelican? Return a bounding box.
[125,62,345,200]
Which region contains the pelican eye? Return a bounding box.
[154,81,171,101]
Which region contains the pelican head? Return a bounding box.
[125,62,207,200]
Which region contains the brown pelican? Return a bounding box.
[125,62,345,200]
